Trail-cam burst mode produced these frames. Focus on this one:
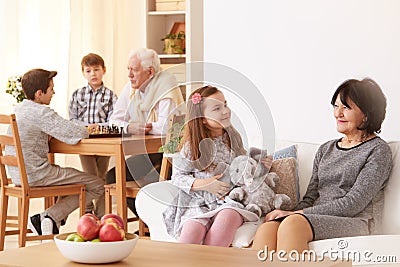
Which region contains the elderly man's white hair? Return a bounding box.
[128,48,160,73]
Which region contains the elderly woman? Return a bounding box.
[252,78,392,253]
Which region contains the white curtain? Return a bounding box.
[0,0,70,115]
[0,0,146,167]
[68,0,146,99]
[0,0,146,117]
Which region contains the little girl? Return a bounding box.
[163,85,272,247]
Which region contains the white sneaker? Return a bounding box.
[28,214,42,235]
[41,218,54,243]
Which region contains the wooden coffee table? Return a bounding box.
[0,239,350,267]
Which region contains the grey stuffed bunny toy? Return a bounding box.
[217,147,291,217]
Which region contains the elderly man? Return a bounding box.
[107,48,184,216]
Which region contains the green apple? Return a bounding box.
[91,238,101,242]
[66,233,85,242]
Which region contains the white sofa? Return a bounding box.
[136,140,400,265]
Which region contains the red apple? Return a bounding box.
[101,214,125,230]
[101,217,123,230]
[84,213,99,220]
[99,222,125,242]
[77,214,101,241]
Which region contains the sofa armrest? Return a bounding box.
[136,181,178,242]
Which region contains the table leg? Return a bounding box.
[115,145,127,230]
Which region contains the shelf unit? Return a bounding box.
[145,0,203,99]
[146,3,186,65]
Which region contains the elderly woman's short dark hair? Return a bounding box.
[331,78,387,134]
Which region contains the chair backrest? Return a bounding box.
[0,114,29,190]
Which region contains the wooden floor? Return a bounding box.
[2,197,139,251]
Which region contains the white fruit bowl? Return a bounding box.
[54,232,138,264]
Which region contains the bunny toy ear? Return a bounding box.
[260,148,268,159]
[248,147,260,159]
[248,147,268,160]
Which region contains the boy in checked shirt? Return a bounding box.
[69,53,117,213]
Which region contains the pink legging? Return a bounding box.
[179,209,243,247]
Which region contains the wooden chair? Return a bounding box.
[0,114,86,250]
[104,114,185,237]
[104,181,141,231]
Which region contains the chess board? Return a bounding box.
[88,133,125,138]
[87,125,129,138]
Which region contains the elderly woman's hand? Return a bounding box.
[264,209,304,221]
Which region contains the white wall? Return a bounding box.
[204,0,400,145]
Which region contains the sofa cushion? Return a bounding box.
[271,157,298,210]
[276,141,319,199]
[273,144,297,160]
[273,144,300,200]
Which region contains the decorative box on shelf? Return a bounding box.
[155,0,185,11]
[162,22,186,54]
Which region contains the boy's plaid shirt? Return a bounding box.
[69,84,117,126]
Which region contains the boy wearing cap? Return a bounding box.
[5,68,105,237]
[69,53,117,183]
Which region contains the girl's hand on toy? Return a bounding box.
[193,174,230,198]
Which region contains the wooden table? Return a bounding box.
[49,135,164,229]
[0,239,351,266]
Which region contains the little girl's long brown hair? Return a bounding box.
[180,85,246,170]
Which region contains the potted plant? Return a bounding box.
[158,120,185,156]
[5,75,25,103]
[161,31,185,54]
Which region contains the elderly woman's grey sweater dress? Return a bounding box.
[296,137,392,240]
